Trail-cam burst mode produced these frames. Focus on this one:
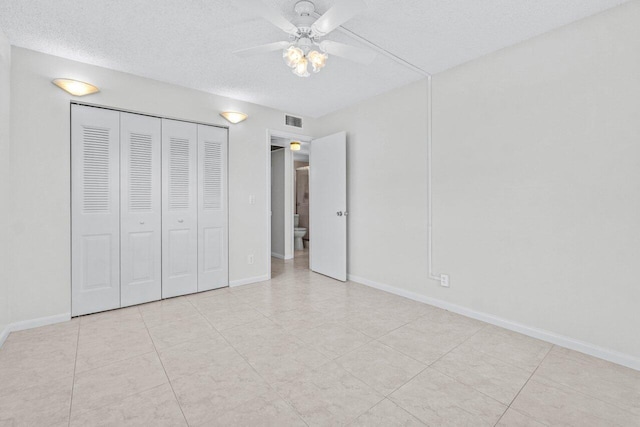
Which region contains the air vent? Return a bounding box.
[202,141,222,210]
[82,126,111,213]
[128,132,153,212]
[285,114,303,128]
[169,137,190,210]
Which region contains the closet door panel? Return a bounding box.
[162,119,198,298]
[71,105,121,316]
[120,112,162,307]
[197,125,228,291]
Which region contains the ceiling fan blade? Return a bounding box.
[234,41,291,57]
[319,40,376,65]
[311,0,365,36]
[241,0,299,35]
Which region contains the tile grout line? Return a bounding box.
[492,344,555,426]
[139,306,191,427]
[67,321,81,427]
[514,346,640,421]
[380,325,499,425]
[394,324,488,394]
[186,294,311,426]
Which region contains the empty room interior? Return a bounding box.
[1,0,639,425]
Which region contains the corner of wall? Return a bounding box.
[0,27,13,337]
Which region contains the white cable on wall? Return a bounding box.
[327,19,446,285]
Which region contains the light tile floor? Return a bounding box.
[1,251,639,426]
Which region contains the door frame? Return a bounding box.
[265,129,312,279]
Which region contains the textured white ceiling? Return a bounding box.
[0,0,629,117]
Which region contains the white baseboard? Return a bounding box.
[0,324,10,348]
[348,274,640,372]
[271,252,285,260]
[0,312,71,348]
[229,274,270,288]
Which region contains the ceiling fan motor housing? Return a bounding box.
[294,1,317,35]
[294,1,316,16]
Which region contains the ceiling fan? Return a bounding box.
[235,0,376,77]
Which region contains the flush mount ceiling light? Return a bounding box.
[290,141,301,151]
[220,111,248,124]
[52,78,100,96]
[234,0,376,78]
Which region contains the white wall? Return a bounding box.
[315,1,640,364]
[312,79,430,291]
[0,28,10,338]
[432,1,640,360]
[7,47,316,325]
[271,149,285,258]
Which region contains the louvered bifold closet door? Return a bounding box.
[71,105,121,316]
[120,113,162,307]
[197,125,228,291]
[162,119,198,298]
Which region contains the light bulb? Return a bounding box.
[283,46,304,68]
[292,56,310,77]
[307,50,327,73]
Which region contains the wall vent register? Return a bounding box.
[285,114,303,128]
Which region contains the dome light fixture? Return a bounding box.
[290,141,301,151]
[52,78,100,96]
[220,111,248,124]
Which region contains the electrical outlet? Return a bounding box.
[248,254,254,265]
[440,274,449,287]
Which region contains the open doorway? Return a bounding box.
[294,153,310,254]
[267,130,312,280]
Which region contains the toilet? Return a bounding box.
[293,214,307,251]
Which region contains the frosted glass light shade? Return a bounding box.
[307,50,327,72]
[292,57,310,77]
[220,111,248,124]
[52,78,100,96]
[283,46,304,68]
[290,141,301,151]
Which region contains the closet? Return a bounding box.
[71,104,228,316]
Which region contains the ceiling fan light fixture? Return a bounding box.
[283,45,304,68]
[292,56,310,77]
[236,0,376,78]
[307,50,327,72]
[220,111,248,124]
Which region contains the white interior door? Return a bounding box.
[309,131,347,281]
[71,105,121,316]
[120,112,162,307]
[197,124,228,291]
[162,119,198,298]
